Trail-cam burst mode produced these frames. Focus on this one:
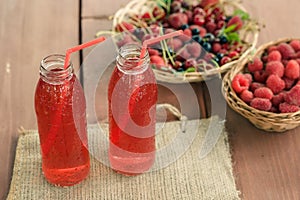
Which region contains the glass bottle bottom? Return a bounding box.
[42,162,90,186]
[109,151,155,175]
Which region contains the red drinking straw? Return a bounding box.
[43,37,106,156]
[64,36,106,69]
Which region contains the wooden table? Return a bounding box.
[1,0,300,199]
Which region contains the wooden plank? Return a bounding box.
[0,0,79,198]
[82,0,131,18]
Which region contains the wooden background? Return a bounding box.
[1,0,300,199]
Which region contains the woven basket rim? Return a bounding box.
[111,0,260,83]
[222,37,300,132]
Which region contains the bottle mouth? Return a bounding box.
[117,44,150,74]
[40,54,73,84]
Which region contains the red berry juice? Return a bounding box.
[35,55,90,186]
[108,44,157,175]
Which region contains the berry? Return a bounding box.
[168,13,188,29]
[253,70,268,83]
[272,92,285,107]
[285,85,300,106]
[193,7,206,16]
[191,28,200,35]
[178,48,191,60]
[203,33,215,42]
[277,42,295,59]
[266,74,285,94]
[267,45,278,53]
[205,22,217,33]
[283,77,295,90]
[202,42,212,52]
[240,90,254,103]
[220,56,231,65]
[170,1,182,13]
[150,55,165,66]
[254,87,273,100]
[186,42,202,58]
[181,24,189,30]
[265,61,284,77]
[250,82,264,92]
[212,42,221,53]
[285,60,300,79]
[217,20,226,29]
[247,57,263,72]
[185,58,197,69]
[290,40,300,51]
[244,73,253,84]
[168,38,183,51]
[250,98,272,111]
[232,73,250,93]
[193,14,205,26]
[184,10,193,23]
[226,16,243,31]
[179,29,192,42]
[267,50,282,62]
[228,51,239,59]
[279,102,300,113]
[219,35,228,44]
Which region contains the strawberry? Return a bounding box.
[200,0,219,8]
[115,22,135,32]
[150,55,165,66]
[226,16,243,31]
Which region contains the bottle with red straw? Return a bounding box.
[108,30,183,175]
[34,37,105,186]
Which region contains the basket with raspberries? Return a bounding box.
[102,0,259,83]
[223,38,300,132]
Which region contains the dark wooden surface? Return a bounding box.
[1,0,300,199]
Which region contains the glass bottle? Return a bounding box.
[108,44,158,175]
[34,54,90,186]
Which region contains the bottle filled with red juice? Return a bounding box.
[108,44,158,175]
[34,54,90,186]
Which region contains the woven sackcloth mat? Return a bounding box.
[7,117,240,200]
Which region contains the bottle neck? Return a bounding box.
[116,44,150,75]
[40,54,73,84]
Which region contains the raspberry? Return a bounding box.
[285,85,300,106]
[150,55,165,66]
[226,16,243,31]
[277,42,295,59]
[168,13,188,29]
[179,29,192,42]
[250,82,265,92]
[254,87,273,100]
[296,59,300,66]
[232,73,250,94]
[247,57,263,72]
[290,40,300,51]
[283,77,295,90]
[272,93,285,107]
[250,98,272,111]
[270,106,279,113]
[244,73,253,84]
[168,38,183,51]
[178,49,191,60]
[265,61,284,77]
[285,60,300,79]
[253,70,268,83]
[240,90,253,103]
[267,45,278,53]
[266,74,285,94]
[267,50,282,62]
[186,42,201,58]
[279,102,300,113]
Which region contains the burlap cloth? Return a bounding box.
[7,117,240,200]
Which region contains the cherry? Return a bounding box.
[193,14,205,26]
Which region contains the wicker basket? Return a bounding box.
[112,0,259,83]
[222,38,300,132]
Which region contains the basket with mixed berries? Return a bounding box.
[223,38,300,132]
[98,0,259,83]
